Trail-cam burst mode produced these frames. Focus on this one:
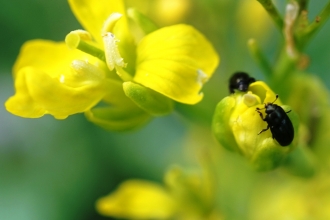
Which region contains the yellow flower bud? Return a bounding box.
[212,81,299,171]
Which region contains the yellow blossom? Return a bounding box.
[5,40,109,119]
[5,0,219,131]
[96,166,223,220]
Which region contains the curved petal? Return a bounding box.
[12,40,110,81]
[68,0,128,44]
[249,81,281,104]
[5,67,106,119]
[13,40,93,78]
[5,68,45,118]
[134,24,219,104]
[96,179,176,219]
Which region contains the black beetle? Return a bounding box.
[229,72,256,93]
[256,95,294,146]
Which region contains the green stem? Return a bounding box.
[299,0,330,48]
[297,0,309,12]
[271,48,298,92]
[257,0,284,31]
[77,41,106,63]
[247,39,273,79]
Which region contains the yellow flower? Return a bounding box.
[212,81,299,171]
[5,40,109,119]
[5,0,219,131]
[96,166,223,220]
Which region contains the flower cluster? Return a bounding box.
[5,0,219,131]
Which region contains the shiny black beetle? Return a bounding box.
[256,95,294,146]
[229,72,256,93]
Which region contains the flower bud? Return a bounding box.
[212,81,299,171]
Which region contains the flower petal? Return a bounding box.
[96,180,176,219]
[13,40,88,78]
[68,0,128,44]
[6,67,106,119]
[134,24,219,104]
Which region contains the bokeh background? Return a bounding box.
[1,0,330,219]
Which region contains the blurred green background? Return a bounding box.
[1,0,330,219]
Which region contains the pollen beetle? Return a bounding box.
[229,72,256,93]
[256,95,294,146]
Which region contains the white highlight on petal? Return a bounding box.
[58,60,106,87]
[196,69,209,86]
[59,75,65,83]
[102,32,126,71]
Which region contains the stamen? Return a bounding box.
[103,32,126,71]
[65,30,106,62]
[102,13,123,34]
[65,30,92,49]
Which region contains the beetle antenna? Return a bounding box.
[271,94,279,104]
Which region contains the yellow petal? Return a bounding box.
[13,40,89,78]
[5,68,45,118]
[248,81,281,104]
[6,67,106,119]
[96,180,176,219]
[134,24,219,104]
[68,0,128,44]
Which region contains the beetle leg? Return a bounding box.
[256,109,266,121]
[258,125,270,135]
[286,110,291,114]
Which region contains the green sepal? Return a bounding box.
[282,144,317,178]
[127,8,159,35]
[251,141,289,171]
[85,106,150,132]
[123,81,174,116]
[212,96,240,152]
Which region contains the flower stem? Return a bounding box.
[257,0,284,31]
[296,0,309,12]
[247,39,273,79]
[272,49,298,82]
[77,41,106,63]
[299,0,330,48]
